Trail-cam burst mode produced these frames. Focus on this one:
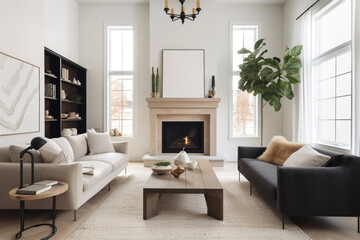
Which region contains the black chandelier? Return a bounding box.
[164,0,201,24]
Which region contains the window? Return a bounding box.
[230,25,259,137]
[312,0,352,149]
[106,26,134,136]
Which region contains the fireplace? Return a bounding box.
[162,121,204,153]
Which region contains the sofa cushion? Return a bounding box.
[283,145,331,167]
[258,136,304,166]
[239,158,278,206]
[51,137,74,163]
[87,130,115,155]
[39,139,71,164]
[76,152,127,171]
[65,134,88,160]
[81,161,112,191]
[9,145,43,163]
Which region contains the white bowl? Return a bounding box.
[151,165,173,175]
[186,160,198,170]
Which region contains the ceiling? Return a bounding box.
[78,0,287,5]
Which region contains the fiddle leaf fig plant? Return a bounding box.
[238,38,303,112]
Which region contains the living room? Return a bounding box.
[0,0,359,239]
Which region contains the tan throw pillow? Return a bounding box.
[87,129,115,155]
[257,136,304,166]
[9,145,43,163]
[283,145,331,167]
[38,139,71,164]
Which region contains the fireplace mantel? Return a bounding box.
[146,98,221,158]
[146,98,221,109]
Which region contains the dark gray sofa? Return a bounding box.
[237,146,360,231]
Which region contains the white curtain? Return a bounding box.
[293,10,312,144]
[353,0,360,155]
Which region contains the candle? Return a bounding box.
[171,8,174,14]
[165,0,168,9]
[212,76,215,88]
[197,0,201,8]
[192,8,195,14]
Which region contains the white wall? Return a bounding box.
[44,0,79,62]
[282,0,317,141]
[216,3,284,161]
[0,0,44,146]
[78,3,150,161]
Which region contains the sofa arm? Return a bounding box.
[0,162,83,210]
[112,141,128,155]
[277,166,360,216]
[238,146,266,159]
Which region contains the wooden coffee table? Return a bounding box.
[143,159,223,220]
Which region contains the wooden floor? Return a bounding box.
[0,162,359,240]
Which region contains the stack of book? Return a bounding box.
[45,83,56,98]
[16,180,58,195]
[62,68,69,80]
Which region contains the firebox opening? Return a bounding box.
[162,121,204,153]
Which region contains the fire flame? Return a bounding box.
[184,136,189,145]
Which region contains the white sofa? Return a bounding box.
[0,134,128,217]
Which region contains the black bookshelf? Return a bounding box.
[44,47,87,138]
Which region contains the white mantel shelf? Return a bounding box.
[146,98,221,109]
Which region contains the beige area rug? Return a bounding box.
[68,162,310,240]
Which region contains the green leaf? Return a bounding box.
[238,48,252,54]
[254,38,265,49]
[290,45,303,56]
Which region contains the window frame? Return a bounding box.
[104,23,136,138]
[228,22,261,140]
[311,0,353,151]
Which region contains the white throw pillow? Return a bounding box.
[283,145,331,167]
[9,145,43,163]
[38,139,71,164]
[87,130,115,155]
[51,137,74,163]
[65,134,88,160]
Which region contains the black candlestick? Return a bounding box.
[212,76,215,88]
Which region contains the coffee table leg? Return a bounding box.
[143,190,159,220]
[15,200,25,239]
[205,189,223,220]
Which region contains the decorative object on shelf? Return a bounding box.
[151,161,173,175]
[72,78,77,84]
[171,165,185,178]
[45,70,52,74]
[0,52,40,136]
[61,128,72,137]
[110,128,122,136]
[61,67,69,80]
[208,90,213,98]
[61,113,68,119]
[174,147,190,166]
[164,0,201,24]
[67,94,82,104]
[18,137,47,188]
[151,67,155,97]
[61,89,67,100]
[211,75,216,97]
[76,80,81,86]
[68,112,76,118]
[238,38,302,145]
[45,110,53,119]
[70,128,77,136]
[155,68,160,98]
[186,159,198,170]
[45,83,56,98]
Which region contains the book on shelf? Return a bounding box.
[45,83,56,98]
[34,180,58,186]
[16,184,51,195]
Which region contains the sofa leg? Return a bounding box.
[125,167,127,174]
[250,183,253,196]
[74,210,77,221]
[282,215,285,230]
[238,172,240,181]
[358,217,359,233]
[108,183,111,191]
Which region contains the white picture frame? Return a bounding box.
[162,49,205,98]
[0,52,40,136]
